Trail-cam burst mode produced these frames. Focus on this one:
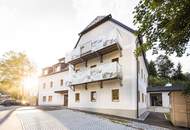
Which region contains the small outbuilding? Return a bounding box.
[169,89,190,128]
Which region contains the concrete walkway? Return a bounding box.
[144,112,189,130]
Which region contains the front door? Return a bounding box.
[150,93,162,106]
[64,94,68,106]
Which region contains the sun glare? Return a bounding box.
[23,76,38,90]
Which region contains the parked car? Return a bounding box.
[1,99,16,106]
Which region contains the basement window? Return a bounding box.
[112,89,119,102]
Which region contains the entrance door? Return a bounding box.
[150,93,162,106]
[64,94,68,106]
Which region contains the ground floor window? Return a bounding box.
[142,93,144,103]
[75,93,80,102]
[112,89,119,101]
[48,96,52,102]
[43,96,46,102]
[150,93,162,106]
[138,91,140,102]
[91,91,96,102]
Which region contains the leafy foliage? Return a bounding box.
[148,55,190,95]
[148,60,157,76]
[156,55,174,79]
[0,51,35,99]
[133,0,190,56]
[172,63,187,80]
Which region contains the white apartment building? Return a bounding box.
[38,14,148,119]
[38,58,69,106]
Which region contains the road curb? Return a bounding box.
[0,107,17,124]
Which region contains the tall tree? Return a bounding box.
[0,51,35,99]
[172,63,186,80]
[133,0,190,56]
[156,55,174,79]
[148,60,157,77]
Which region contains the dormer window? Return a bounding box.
[55,65,61,72]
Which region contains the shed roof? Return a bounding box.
[147,85,186,92]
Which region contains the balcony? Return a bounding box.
[65,38,121,65]
[67,62,122,86]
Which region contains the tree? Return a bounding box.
[184,72,190,81]
[0,51,35,99]
[172,63,186,80]
[156,55,174,79]
[133,0,190,57]
[148,60,157,77]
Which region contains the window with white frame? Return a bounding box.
[43,96,46,102]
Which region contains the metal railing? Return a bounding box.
[65,38,119,63]
[67,62,122,86]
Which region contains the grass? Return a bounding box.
[164,112,171,121]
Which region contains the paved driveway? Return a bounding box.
[144,112,189,130]
[0,107,171,130]
[16,108,132,130]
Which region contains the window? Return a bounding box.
[112,58,119,63]
[137,60,140,73]
[138,91,140,102]
[112,89,119,101]
[141,69,143,79]
[150,93,162,106]
[43,83,46,89]
[60,79,64,86]
[142,93,144,102]
[43,96,46,102]
[75,69,80,72]
[48,96,52,102]
[91,91,96,102]
[75,93,80,102]
[90,65,96,68]
[50,81,53,88]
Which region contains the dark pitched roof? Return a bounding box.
[147,85,186,92]
[79,14,136,36]
[74,14,148,72]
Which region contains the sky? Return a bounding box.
[0,0,190,74]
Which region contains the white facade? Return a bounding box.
[38,70,69,106]
[38,15,149,119]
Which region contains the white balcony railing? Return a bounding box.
[67,62,122,86]
[65,38,119,63]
